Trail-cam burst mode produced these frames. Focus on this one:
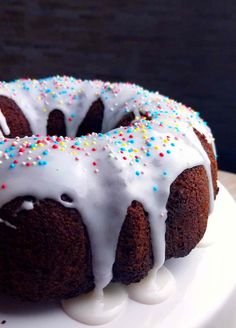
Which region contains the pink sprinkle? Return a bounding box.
[52,145,58,149]
[1,183,7,190]
[159,152,164,157]
[92,162,97,166]
[26,162,31,167]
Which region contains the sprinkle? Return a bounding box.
[38,160,48,166]
[135,171,140,176]
[153,185,158,192]
[1,183,7,190]
[159,152,164,157]
[9,163,16,169]
[52,145,58,149]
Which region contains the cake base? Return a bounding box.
[0,182,236,328]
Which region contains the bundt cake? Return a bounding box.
[0,76,218,303]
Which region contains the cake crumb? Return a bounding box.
[1,321,6,325]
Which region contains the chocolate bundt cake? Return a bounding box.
[0,76,218,302]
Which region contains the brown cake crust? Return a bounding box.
[0,96,32,138]
[112,200,154,284]
[0,197,94,301]
[165,165,209,259]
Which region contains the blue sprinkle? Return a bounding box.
[153,185,158,192]
[42,150,49,156]
[146,152,151,157]
[9,163,16,169]
[135,171,140,176]
[166,150,171,154]
[135,158,140,163]
[150,137,155,141]
[38,160,48,166]
[171,143,175,147]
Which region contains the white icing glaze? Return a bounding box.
[127,265,175,304]
[62,283,128,325]
[0,218,17,229]
[0,76,217,324]
[0,110,10,136]
[62,266,175,325]
[21,200,34,211]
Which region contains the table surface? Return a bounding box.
[218,171,236,200]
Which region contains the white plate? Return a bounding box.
[0,183,236,328]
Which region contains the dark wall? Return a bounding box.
[0,1,235,172]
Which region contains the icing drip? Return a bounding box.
[0,110,10,136]
[127,265,175,305]
[0,218,16,229]
[62,266,175,325]
[62,284,128,325]
[0,76,217,324]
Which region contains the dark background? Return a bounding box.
[0,1,235,172]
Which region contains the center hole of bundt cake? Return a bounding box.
[47,99,105,137]
[47,101,151,138]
